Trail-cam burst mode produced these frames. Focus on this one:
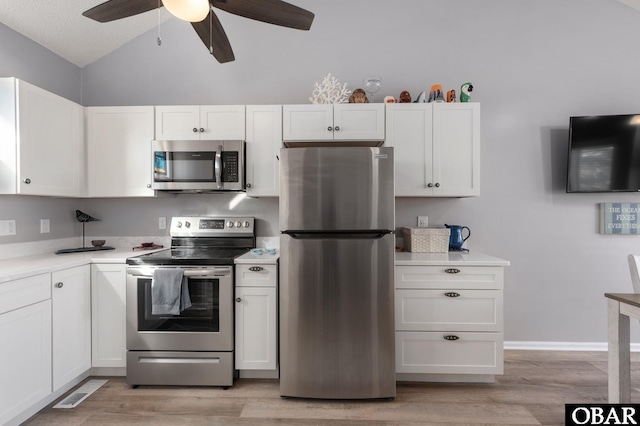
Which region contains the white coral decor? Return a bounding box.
[309,73,351,104]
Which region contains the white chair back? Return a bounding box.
[628,254,640,293]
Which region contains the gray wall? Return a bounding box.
[2,0,640,344]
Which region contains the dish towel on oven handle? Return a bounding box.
[151,269,192,315]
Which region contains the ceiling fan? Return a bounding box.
[82,0,315,63]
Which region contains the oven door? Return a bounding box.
[152,140,245,191]
[126,266,233,351]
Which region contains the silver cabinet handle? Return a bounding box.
[246,183,252,188]
[193,128,198,132]
[55,282,63,288]
[444,292,460,298]
[199,128,205,133]
[427,183,433,188]
[327,126,333,131]
[235,297,242,303]
[435,183,440,188]
[334,126,340,131]
[24,178,31,184]
[249,266,263,272]
[146,184,151,188]
[444,335,459,341]
[445,268,461,274]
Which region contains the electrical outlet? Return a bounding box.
[159,217,167,230]
[417,216,429,228]
[0,220,16,236]
[40,219,50,233]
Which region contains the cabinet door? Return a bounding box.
[155,105,200,140]
[0,300,52,426]
[87,106,155,197]
[235,286,277,370]
[385,103,433,196]
[52,265,91,391]
[283,104,333,141]
[91,264,127,368]
[17,80,85,197]
[246,105,282,197]
[200,105,246,140]
[432,103,480,197]
[333,104,385,140]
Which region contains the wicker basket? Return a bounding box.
[402,227,450,253]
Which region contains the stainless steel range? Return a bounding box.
[125,216,254,387]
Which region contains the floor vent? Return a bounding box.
[54,379,108,409]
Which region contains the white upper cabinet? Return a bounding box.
[386,103,480,197]
[245,105,282,197]
[86,106,155,197]
[155,105,245,140]
[0,77,85,197]
[283,104,385,142]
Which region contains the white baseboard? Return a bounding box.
[505,341,640,352]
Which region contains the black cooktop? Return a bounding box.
[126,247,250,266]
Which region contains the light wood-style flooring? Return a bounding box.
[22,350,640,425]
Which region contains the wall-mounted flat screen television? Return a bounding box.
[567,114,640,192]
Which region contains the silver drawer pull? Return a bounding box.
[443,335,459,341]
[444,292,460,298]
[445,268,461,274]
[249,266,263,272]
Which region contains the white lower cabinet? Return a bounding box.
[91,264,127,368]
[234,263,278,371]
[52,265,92,391]
[0,288,51,426]
[395,265,504,378]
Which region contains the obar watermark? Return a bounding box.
[566,405,640,425]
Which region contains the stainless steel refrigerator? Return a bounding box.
[279,146,396,399]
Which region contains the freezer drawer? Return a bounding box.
[279,233,395,399]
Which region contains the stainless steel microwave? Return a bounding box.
[152,140,245,192]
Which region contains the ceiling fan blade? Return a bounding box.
[211,0,314,30]
[191,10,235,63]
[83,0,161,22]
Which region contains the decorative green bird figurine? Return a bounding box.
[460,82,473,102]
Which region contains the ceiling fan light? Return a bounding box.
[163,0,210,22]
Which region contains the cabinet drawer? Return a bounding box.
[236,264,278,287]
[396,331,503,375]
[396,289,502,332]
[0,273,51,315]
[396,266,503,290]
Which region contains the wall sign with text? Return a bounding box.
[600,203,640,234]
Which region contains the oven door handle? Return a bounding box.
[127,268,231,278]
[215,145,223,189]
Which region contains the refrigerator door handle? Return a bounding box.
[283,231,393,240]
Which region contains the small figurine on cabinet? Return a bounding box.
[399,91,412,103]
[427,84,445,103]
[383,96,396,103]
[349,88,369,103]
[446,90,456,102]
[460,82,473,102]
[413,91,427,103]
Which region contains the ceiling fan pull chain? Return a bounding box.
[209,11,214,55]
[157,0,162,46]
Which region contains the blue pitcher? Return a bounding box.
[445,224,470,251]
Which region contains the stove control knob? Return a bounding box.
[236,221,242,228]
[227,221,234,228]
[244,221,250,228]
[185,221,191,228]
[177,221,183,228]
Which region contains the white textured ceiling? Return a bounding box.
[0,0,170,67]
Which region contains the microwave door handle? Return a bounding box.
[215,145,223,189]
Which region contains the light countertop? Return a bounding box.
[395,251,510,266]
[0,248,164,284]
[235,250,279,264]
